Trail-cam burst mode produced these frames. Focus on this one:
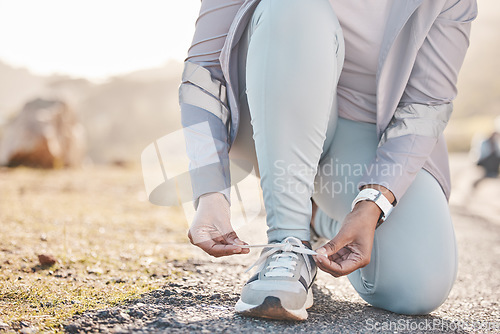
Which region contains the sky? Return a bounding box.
[0,0,200,80]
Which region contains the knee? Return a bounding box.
[362,278,455,315]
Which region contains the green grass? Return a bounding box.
[0,165,191,332]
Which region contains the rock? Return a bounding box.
[86,267,104,275]
[38,254,57,266]
[0,98,86,168]
[117,311,130,321]
[96,310,111,319]
[0,322,9,330]
[181,291,193,297]
[128,308,145,318]
[63,324,79,333]
[110,325,127,334]
[210,293,221,300]
[153,316,182,328]
[19,321,30,328]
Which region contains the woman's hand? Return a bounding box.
[188,192,250,257]
[313,200,380,277]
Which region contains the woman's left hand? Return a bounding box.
[313,200,381,277]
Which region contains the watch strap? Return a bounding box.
[351,188,394,222]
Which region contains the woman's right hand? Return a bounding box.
[188,192,250,257]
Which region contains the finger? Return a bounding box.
[329,252,343,263]
[190,227,249,255]
[212,221,248,246]
[314,232,349,257]
[315,256,344,277]
[195,239,245,257]
[212,235,228,245]
[316,255,363,277]
[223,231,243,245]
[332,258,362,276]
[334,247,351,262]
[222,231,250,254]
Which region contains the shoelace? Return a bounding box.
[242,237,317,278]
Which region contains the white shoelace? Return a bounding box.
[242,237,317,278]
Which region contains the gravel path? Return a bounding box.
[65,158,500,333]
[64,209,500,333]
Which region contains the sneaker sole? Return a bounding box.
[235,289,313,321]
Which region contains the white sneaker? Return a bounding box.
[235,237,317,321]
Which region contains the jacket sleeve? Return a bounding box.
[179,0,245,208]
[359,0,478,203]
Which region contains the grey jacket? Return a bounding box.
[179,0,478,206]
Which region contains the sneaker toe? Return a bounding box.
[241,280,308,310]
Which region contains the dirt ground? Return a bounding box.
[0,154,499,333]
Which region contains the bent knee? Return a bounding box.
[361,279,455,315]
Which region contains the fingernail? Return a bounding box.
[232,248,242,254]
[234,238,244,245]
[316,248,327,257]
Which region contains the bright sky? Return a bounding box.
[0,0,200,80]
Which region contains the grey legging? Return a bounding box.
[228,0,457,315]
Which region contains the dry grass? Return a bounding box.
[0,165,191,332]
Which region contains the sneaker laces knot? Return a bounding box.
[243,237,317,278]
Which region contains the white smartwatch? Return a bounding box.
[351,188,394,224]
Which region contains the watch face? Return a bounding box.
[368,190,381,201]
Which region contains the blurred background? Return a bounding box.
[0,0,199,165]
[0,0,498,165]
